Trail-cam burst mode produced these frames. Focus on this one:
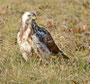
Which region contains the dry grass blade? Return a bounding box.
[0,27,2,43]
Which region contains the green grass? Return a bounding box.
[0,0,90,84]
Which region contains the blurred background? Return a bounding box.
[0,0,90,84]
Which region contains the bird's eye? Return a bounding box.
[28,15,31,17]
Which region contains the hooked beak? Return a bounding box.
[32,15,37,20]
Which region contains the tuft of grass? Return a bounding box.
[0,0,90,84]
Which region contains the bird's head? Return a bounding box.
[22,12,36,28]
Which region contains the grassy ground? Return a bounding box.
[0,0,90,84]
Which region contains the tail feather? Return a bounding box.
[58,51,69,59]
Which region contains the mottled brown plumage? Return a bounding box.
[32,22,69,59]
[17,12,69,61]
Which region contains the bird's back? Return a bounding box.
[32,23,60,54]
[32,23,69,59]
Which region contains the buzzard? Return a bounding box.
[17,12,69,61]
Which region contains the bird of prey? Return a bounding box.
[17,12,69,61]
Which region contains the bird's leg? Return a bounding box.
[40,58,50,66]
[22,52,28,61]
[37,58,42,65]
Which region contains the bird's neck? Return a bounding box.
[20,23,32,41]
[19,21,38,41]
[31,22,38,28]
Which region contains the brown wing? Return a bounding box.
[35,27,60,54]
[32,23,69,59]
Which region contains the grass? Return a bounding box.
[0,0,90,84]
